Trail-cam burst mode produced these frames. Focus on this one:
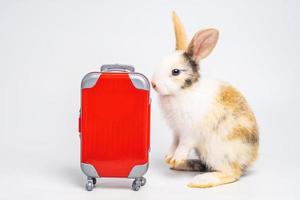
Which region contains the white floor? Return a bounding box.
[1,150,299,200]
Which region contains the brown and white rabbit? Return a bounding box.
[151,11,259,188]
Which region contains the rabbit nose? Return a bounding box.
[151,81,157,89]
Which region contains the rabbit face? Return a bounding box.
[152,51,200,96]
[151,11,218,96]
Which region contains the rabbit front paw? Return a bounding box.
[165,154,187,168]
[169,157,187,168]
[166,140,193,168]
[167,149,189,168]
[166,155,186,167]
[165,154,174,164]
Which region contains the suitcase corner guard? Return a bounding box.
[128,163,149,178]
[129,73,150,91]
[81,163,100,178]
[81,72,101,89]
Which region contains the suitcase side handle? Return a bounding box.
[101,64,135,72]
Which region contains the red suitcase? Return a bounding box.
[79,64,151,191]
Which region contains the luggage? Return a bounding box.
[79,64,151,191]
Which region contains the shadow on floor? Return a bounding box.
[150,157,199,178]
[57,165,136,190]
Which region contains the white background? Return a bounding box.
[1,0,300,199]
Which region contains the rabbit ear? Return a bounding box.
[172,11,187,51]
[186,29,219,62]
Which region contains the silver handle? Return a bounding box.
[101,64,135,72]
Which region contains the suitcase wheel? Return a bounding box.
[132,177,146,191]
[140,177,146,186]
[92,177,97,185]
[86,177,96,191]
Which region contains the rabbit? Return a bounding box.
[151,11,259,188]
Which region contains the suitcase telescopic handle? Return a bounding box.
[101,64,135,72]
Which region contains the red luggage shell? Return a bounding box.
[79,65,150,179]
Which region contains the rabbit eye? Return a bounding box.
[172,69,180,76]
